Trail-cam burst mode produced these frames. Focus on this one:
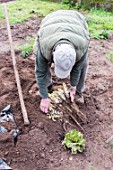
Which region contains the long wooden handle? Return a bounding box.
[4,3,30,125]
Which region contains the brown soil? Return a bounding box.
[0,0,14,3]
[0,14,113,170]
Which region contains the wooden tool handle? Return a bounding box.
[4,3,30,125]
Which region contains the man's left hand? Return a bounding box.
[69,86,76,102]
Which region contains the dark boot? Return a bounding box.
[75,92,84,104]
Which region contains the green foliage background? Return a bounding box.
[62,0,113,10]
[0,0,113,61]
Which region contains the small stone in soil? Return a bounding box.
[40,153,45,158]
[38,122,44,130]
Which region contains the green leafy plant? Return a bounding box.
[99,29,109,39]
[17,37,35,57]
[62,0,76,7]
[88,166,96,170]
[62,129,86,154]
[86,9,113,39]
[107,52,113,62]
[21,44,33,57]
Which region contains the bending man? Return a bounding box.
[34,10,90,113]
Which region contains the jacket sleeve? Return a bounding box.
[35,48,50,98]
[70,50,88,86]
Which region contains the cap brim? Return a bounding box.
[54,65,71,79]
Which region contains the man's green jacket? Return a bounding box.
[35,10,90,98]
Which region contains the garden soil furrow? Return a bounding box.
[0,17,113,170]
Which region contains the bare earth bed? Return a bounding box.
[0,14,113,170]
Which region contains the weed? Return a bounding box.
[17,36,35,57]
[107,52,113,62]
[88,166,96,170]
[99,29,109,39]
[21,44,32,57]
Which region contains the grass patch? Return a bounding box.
[0,1,113,40]
[107,52,113,62]
[0,0,68,24]
[86,8,113,39]
[17,36,35,57]
[21,44,33,57]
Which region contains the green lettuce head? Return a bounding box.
[62,129,86,154]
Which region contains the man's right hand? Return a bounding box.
[40,98,50,113]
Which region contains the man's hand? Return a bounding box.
[40,98,50,113]
[69,86,76,102]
